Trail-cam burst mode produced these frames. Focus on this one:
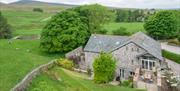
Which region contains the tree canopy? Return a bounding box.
[74,4,115,33]
[40,4,114,53]
[0,11,12,39]
[93,52,116,83]
[40,10,90,52]
[144,11,178,39]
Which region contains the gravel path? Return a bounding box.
[161,42,180,55]
[166,59,180,76]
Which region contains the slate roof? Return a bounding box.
[84,32,163,60]
[84,34,129,52]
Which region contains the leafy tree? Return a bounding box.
[116,9,129,22]
[178,36,180,42]
[33,8,43,13]
[0,11,12,39]
[93,52,116,83]
[74,4,115,33]
[40,4,115,53]
[112,27,130,36]
[172,10,180,37]
[144,11,178,39]
[40,10,90,52]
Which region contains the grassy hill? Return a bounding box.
[1,10,53,36]
[10,0,77,7]
[0,4,62,91]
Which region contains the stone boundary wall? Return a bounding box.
[11,60,56,91]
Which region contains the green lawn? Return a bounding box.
[162,50,180,64]
[27,67,145,91]
[103,22,145,34]
[1,10,53,36]
[0,40,62,91]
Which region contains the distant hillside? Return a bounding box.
[0,2,6,5]
[9,0,77,7]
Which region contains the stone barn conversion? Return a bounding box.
[66,32,166,86]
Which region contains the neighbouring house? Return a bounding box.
[66,32,164,78]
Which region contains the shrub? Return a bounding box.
[93,52,116,83]
[112,27,130,36]
[56,58,74,70]
[121,80,133,88]
[87,67,92,76]
[95,29,107,34]
[178,36,180,42]
[0,11,12,39]
[162,50,180,64]
[167,39,180,46]
[33,8,43,13]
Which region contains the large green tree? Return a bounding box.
[74,4,115,33]
[0,11,12,39]
[93,52,116,83]
[144,11,178,39]
[40,10,90,52]
[40,4,114,53]
[115,9,129,22]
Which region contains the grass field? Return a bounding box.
[0,40,62,91]
[103,22,145,34]
[0,7,63,91]
[1,10,54,36]
[1,8,145,36]
[27,67,145,91]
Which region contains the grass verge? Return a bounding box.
[162,50,180,64]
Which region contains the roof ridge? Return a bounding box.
[92,34,128,38]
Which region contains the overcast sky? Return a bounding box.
[0,0,180,9]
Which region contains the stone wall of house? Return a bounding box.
[112,42,160,79]
[65,46,86,70]
[84,42,161,80]
[11,60,55,91]
[84,52,99,70]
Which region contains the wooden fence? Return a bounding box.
[11,60,56,91]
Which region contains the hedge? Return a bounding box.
[162,50,180,64]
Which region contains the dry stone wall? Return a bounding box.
[11,60,55,91]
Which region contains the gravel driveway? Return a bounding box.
[166,59,180,76]
[161,42,180,55]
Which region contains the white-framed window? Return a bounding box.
[141,59,156,70]
[120,69,125,78]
